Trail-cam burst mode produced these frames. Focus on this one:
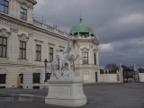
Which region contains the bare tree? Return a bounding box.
[105,63,118,73]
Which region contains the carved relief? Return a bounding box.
[0,28,11,37]
[0,67,8,74]
[18,68,26,74]
[18,33,29,41]
[10,27,18,33]
[0,19,29,31]
[93,49,97,53]
[35,39,43,45]
[34,69,42,73]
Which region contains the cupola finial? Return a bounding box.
[80,18,82,23]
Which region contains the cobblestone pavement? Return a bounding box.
[0,83,144,108]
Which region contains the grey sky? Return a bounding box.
[34,0,144,68]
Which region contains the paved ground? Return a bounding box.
[0,83,144,108]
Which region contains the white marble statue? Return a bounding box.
[46,38,87,107]
[51,48,74,79]
[66,39,79,64]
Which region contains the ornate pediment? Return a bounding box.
[18,33,29,41]
[81,47,89,52]
[0,67,8,74]
[34,69,42,73]
[93,48,98,53]
[0,28,11,37]
[18,0,33,9]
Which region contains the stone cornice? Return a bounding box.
[0,13,68,41]
[0,62,44,68]
[77,39,99,45]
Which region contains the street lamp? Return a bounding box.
[44,59,48,82]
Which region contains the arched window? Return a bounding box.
[19,74,23,84]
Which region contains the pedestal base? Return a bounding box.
[45,77,87,107]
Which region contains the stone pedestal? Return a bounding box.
[45,77,87,107]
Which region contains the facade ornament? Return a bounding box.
[18,33,29,41]
[0,67,8,74]
[41,16,47,25]
[18,0,33,9]
[10,27,18,33]
[0,28,11,37]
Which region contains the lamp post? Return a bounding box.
[44,59,48,82]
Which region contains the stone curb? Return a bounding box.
[0,93,45,103]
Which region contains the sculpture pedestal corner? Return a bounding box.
[45,77,87,107]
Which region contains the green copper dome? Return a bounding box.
[70,19,94,36]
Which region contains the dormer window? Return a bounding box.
[20,7,27,21]
[0,0,9,14]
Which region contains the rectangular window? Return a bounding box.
[20,7,27,21]
[0,74,6,84]
[33,73,40,83]
[94,53,96,65]
[82,52,88,64]
[36,44,41,61]
[19,41,26,59]
[49,47,53,62]
[0,36,7,57]
[0,0,9,14]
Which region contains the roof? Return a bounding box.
[70,18,94,36]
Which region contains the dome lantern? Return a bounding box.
[70,19,94,37]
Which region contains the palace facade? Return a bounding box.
[0,0,100,89]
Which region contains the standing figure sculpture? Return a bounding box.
[66,39,79,64]
[51,49,74,79]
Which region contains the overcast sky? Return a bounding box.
[34,0,144,68]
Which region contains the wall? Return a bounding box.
[139,73,144,82]
[100,73,118,83]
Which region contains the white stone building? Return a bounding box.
[0,0,100,89]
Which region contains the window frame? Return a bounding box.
[82,52,88,64]
[33,73,40,84]
[36,44,41,61]
[49,47,53,62]
[0,0,9,14]
[0,74,6,84]
[19,74,23,84]
[0,36,7,58]
[20,7,27,21]
[19,41,26,59]
[94,53,97,65]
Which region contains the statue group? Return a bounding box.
[45,38,87,107]
[51,38,79,79]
